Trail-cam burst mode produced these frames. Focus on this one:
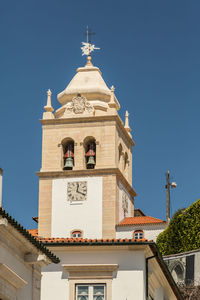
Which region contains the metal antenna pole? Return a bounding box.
[166,170,170,223]
[165,170,176,223]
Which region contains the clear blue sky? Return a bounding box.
[0,0,200,229]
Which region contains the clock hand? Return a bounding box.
[77,189,86,196]
[76,182,79,192]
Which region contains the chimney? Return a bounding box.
[0,168,3,207]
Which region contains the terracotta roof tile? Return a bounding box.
[28,229,38,236]
[27,230,151,245]
[118,216,166,226]
[39,238,149,245]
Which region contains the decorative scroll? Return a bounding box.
[66,95,93,114]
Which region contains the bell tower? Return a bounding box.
[37,46,136,239]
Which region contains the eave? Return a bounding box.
[0,208,60,264]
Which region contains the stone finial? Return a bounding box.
[43,89,55,119]
[85,55,93,67]
[124,110,131,133]
[109,85,117,108]
[111,85,115,93]
[44,89,54,112]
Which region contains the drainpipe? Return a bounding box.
[146,254,157,300]
[0,168,3,207]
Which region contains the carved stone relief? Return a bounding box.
[66,95,93,114]
[122,191,128,214]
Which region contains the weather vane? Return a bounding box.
[81,26,100,56]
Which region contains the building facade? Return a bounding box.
[32,52,182,300]
[0,207,59,300]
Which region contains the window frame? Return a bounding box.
[76,283,106,300]
[71,230,83,238]
[134,230,144,240]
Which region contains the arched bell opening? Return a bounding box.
[124,152,128,170]
[118,143,123,170]
[124,152,129,179]
[84,137,96,169]
[62,138,75,170]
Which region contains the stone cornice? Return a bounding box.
[62,264,118,272]
[40,115,135,146]
[36,168,137,197]
[0,263,27,289]
[62,264,118,279]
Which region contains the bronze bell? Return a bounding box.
[87,155,95,169]
[63,157,73,170]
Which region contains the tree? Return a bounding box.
[177,282,200,300]
[157,199,200,255]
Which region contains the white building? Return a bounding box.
[116,211,167,242]
[27,47,182,300]
[0,204,59,300]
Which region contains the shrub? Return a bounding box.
[157,199,200,255]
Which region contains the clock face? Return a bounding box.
[67,181,87,202]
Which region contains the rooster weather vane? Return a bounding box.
[81,26,100,56]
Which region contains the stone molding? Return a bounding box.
[0,218,8,227]
[0,263,27,289]
[24,253,49,266]
[36,168,136,197]
[63,264,118,279]
[63,264,118,272]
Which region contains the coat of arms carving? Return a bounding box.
[66,95,93,114]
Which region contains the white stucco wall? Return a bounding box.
[41,249,146,300]
[52,176,103,238]
[118,181,132,222]
[0,241,33,299]
[116,224,166,242]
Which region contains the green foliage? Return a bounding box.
[157,199,200,255]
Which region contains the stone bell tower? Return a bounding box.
[37,50,136,239]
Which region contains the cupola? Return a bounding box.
[54,56,120,119]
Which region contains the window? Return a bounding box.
[76,284,105,300]
[71,230,82,238]
[134,230,144,240]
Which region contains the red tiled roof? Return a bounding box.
[27,229,151,244]
[39,237,150,244]
[118,216,166,226]
[28,229,38,236]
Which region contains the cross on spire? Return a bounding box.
[81,27,100,57]
[85,26,95,44]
